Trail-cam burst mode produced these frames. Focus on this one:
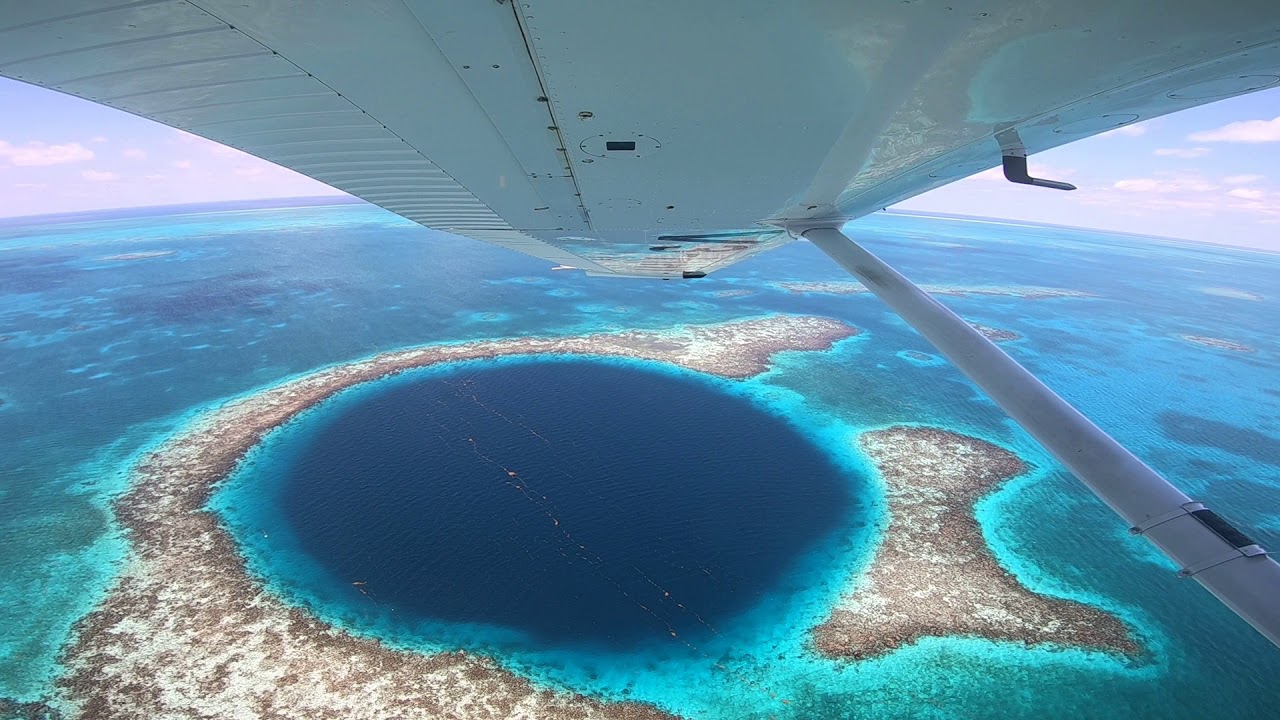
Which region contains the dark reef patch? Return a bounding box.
[0,697,61,720]
[0,255,81,295]
[270,361,858,647]
[1157,412,1280,466]
[116,280,280,322]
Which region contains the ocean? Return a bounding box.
[1,200,1277,718]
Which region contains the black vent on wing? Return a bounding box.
[606,141,637,151]
[1190,509,1256,549]
[656,231,765,244]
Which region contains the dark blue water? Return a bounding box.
[276,360,858,647]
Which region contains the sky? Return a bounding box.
[1,76,1279,250]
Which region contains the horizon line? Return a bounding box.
[1,194,1274,256]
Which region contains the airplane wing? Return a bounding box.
[2,1,1279,277]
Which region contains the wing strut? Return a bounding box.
[802,225,1280,649]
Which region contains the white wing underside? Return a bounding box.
[3,1,1279,277]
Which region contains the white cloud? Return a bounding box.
[1100,124,1147,138]
[80,169,119,182]
[121,147,147,160]
[1224,174,1264,185]
[172,159,193,169]
[1081,193,1220,212]
[13,182,48,190]
[1087,170,1280,221]
[0,140,95,166]
[1189,116,1280,143]
[1113,174,1218,194]
[1153,147,1210,158]
[90,135,107,143]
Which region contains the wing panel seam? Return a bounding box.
[51,50,275,87]
[184,0,511,230]
[103,72,308,102]
[0,0,170,33]
[1,26,230,68]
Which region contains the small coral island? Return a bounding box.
[812,427,1138,659]
[59,315,855,719]
[968,322,1021,342]
[1179,334,1255,353]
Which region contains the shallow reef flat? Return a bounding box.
[58,315,855,719]
[812,426,1139,660]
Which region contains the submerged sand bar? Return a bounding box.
[813,427,1138,659]
[1179,334,1255,353]
[772,281,1095,300]
[59,315,854,719]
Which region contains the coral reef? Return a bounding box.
[812,427,1137,660]
[60,316,857,719]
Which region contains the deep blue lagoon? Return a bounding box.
[234,360,859,648]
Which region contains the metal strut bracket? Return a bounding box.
[1130,502,1271,577]
[1129,502,1207,535]
[1002,154,1077,191]
[995,125,1077,191]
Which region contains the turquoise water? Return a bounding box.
[1,201,1278,717]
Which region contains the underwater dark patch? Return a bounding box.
[1157,411,1280,467]
[0,255,82,295]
